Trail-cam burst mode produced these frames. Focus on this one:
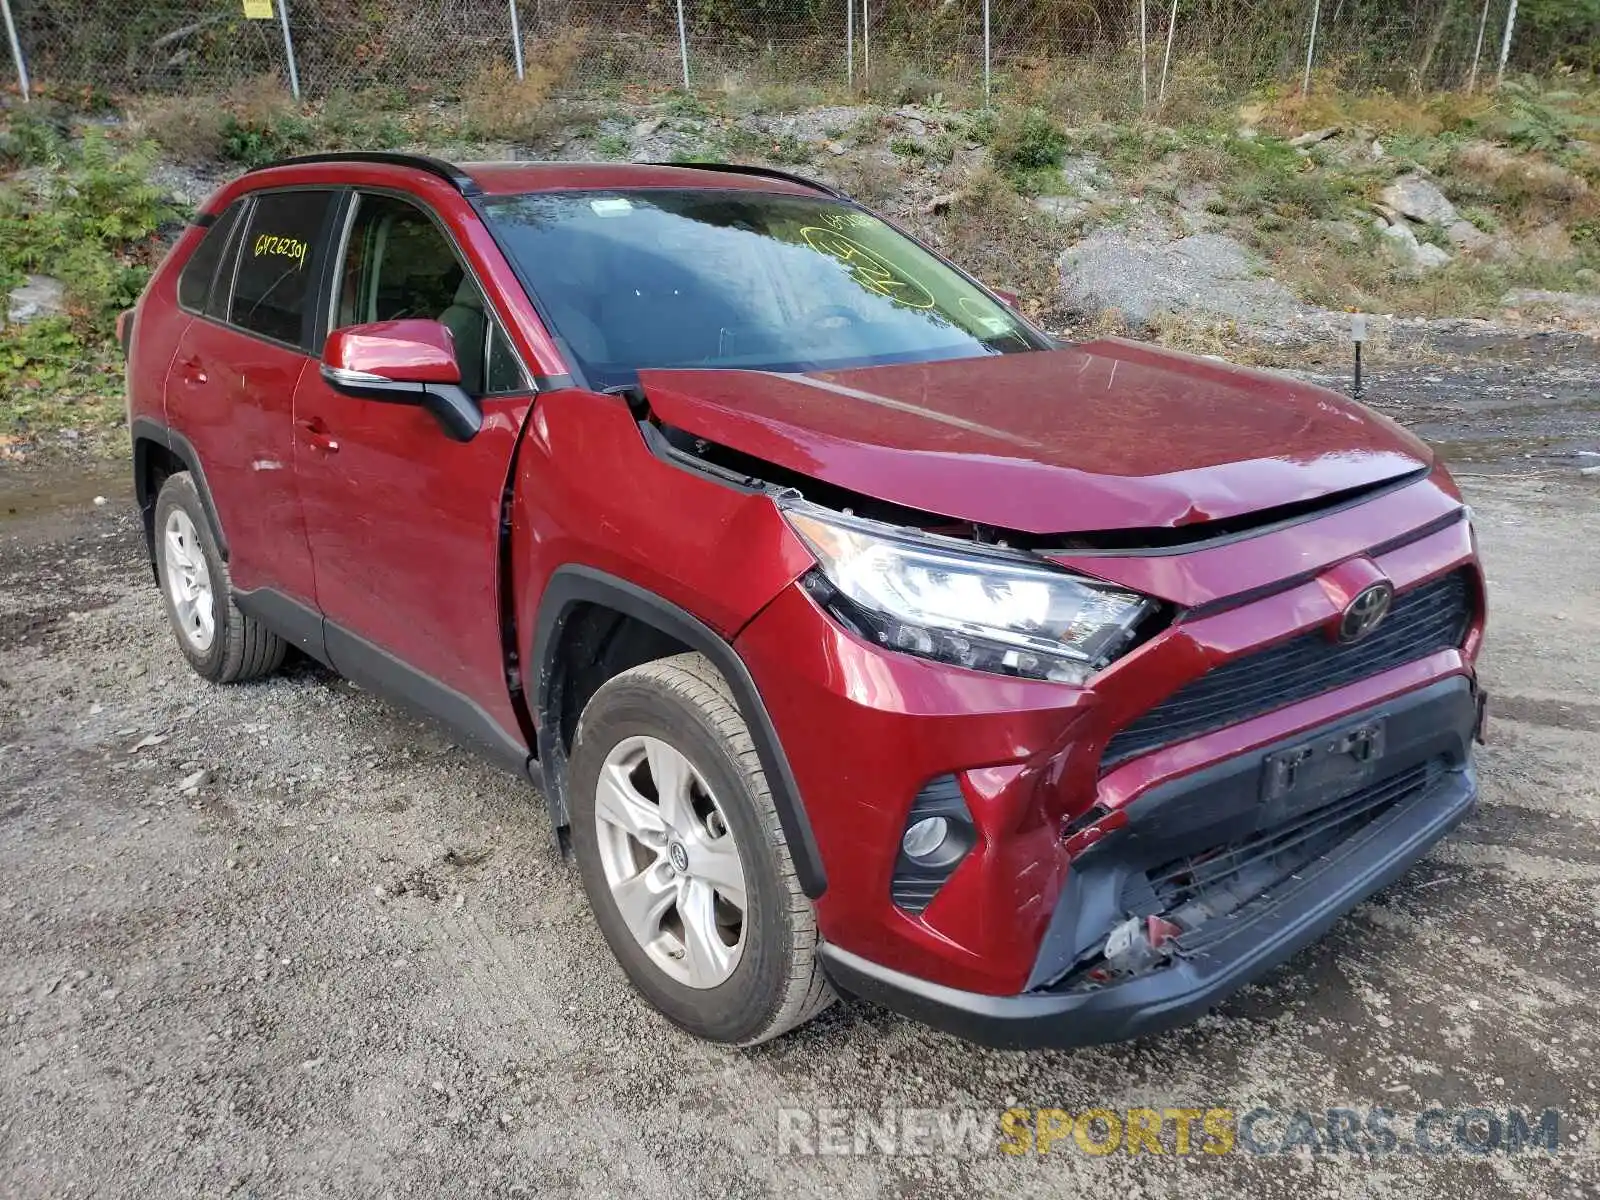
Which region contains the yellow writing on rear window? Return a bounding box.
[253,234,307,268]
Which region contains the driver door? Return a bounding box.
[292,190,535,765]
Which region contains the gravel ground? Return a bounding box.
[2,339,1599,1198]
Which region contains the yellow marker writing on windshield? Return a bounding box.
[800,227,935,309]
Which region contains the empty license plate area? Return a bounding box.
[1259,720,1386,823]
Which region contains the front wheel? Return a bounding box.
[568,652,834,1045]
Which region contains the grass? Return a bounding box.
[0,319,125,446]
[130,33,587,166]
[460,32,585,144]
[0,109,179,444]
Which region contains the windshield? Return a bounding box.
[482,188,1048,388]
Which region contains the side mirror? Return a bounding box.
[322,319,482,443]
[992,288,1021,310]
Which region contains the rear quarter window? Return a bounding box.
[176,201,244,313]
[228,190,338,346]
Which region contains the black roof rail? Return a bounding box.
[647,161,846,199]
[269,152,480,196]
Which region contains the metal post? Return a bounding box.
[983,0,991,103]
[1159,0,1178,104]
[846,0,854,91]
[1,0,29,103]
[675,0,690,90]
[1467,0,1490,92]
[1139,0,1149,111]
[862,0,869,89]
[1496,0,1518,85]
[278,0,302,101]
[1301,0,1321,97]
[509,0,526,80]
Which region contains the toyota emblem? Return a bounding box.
[1338,582,1394,643]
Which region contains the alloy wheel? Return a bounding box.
[163,508,216,654]
[592,735,748,989]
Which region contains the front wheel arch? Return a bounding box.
[529,565,827,900]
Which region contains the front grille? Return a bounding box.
[1102,570,1472,768]
[1124,760,1437,952]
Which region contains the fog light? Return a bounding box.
[901,816,950,861]
[891,776,977,914]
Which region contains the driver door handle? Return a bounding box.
[295,417,339,454]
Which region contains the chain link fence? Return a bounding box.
[0,0,1582,108]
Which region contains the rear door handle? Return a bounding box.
[295,417,339,454]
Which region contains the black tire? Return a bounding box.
[568,652,834,1045]
[152,471,286,684]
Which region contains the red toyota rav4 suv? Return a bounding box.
[123,153,1486,1048]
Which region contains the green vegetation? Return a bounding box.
[1,108,182,443]
[966,106,1073,196]
[980,106,1068,173]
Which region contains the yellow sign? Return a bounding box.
[242,0,274,19]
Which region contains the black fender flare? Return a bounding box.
[529,565,827,899]
[130,416,230,571]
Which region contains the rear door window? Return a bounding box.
[177,200,244,313]
[228,190,338,347]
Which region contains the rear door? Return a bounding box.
[163,188,340,629]
[293,189,536,764]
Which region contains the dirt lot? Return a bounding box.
[2,332,1598,1198]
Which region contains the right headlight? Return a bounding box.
[783,502,1158,685]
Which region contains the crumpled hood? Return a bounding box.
[637,339,1431,535]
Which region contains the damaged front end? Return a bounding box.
[1059,761,1432,990]
[1024,677,1480,1002]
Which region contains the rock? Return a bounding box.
[1380,173,1458,227]
[1321,220,1363,246]
[1058,154,1106,196]
[1370,140,1385,160]
[1445,219,1492,252]
[1379,220,1417,247]
[922,191,962,215]
[5,275,67,327]
[1503,289,1600,323]
[1289,126,1339,148]
[176,768,212,794]
[1058,231,1311,330]
[1414,243,1453,271]
[1378,221,1450,272]
[92,496,108,508]
[1032,195,1086,221]
[630,116,663,139]
[130,733,168,752]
